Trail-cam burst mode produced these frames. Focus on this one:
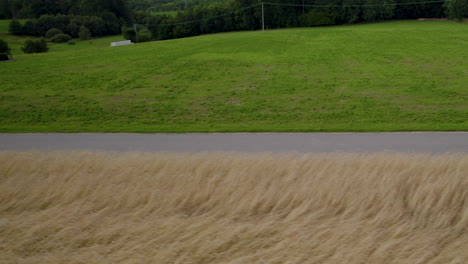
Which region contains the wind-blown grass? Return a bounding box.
[1,152,467,263]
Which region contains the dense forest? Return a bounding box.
[2,0,467,41]
[0,0,131,20]
[128,0,229,12]
[129,0,466,41]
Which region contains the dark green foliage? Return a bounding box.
[35,14,70,35]
[4,1,128,38]
[300,10,335,26]
[394,0,445,19]
[67,16,106,38]
[362,0,396,22]
[2,0,130,21]
[136,28,152,42]
[45,28,63,38]
[0,39,11,54]
[22,21,37,35]
[0,0,11,19]
[0,53,9,61]
[444,0,468,21]
[50,33,72,43]
[79,26,91,40]
[8,20,23,35]
[78,0,131,21]
[21,38,48,53]
[136,0,455,42]
[68,41,75,45]
[122,26,136,42]
[0,39,11,61]
[101,11,121,35]
[20,14,111,38]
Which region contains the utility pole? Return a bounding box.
[133,24,138,43]
[261,2,264,31]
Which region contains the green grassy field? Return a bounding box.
[0,20,467,132]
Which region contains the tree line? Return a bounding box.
[129,0,466,41]
[3,0,467,42]
[0,0,131,20]
[128,0,230,12]
[3,0,132,39]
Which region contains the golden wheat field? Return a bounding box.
[0,151,467,264]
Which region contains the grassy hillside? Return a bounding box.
[1,152,467,263]
[0,21,467,132]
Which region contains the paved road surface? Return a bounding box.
[0,133,467,152]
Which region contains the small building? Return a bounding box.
[110,40,134,47]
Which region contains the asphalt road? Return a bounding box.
[0,132,467,153]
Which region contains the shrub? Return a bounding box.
[136,28,152,43]
[122,26,136,42]
[22,39,49,54]
[67,16,106,38]
[45,28,63,39]
[299,11,335,26]
[0,53,9,61]
[79,26,91,40]
[68,41,75,45]
[444,0,468,21]
[8,20,23,35]
[50,33,72,43]
[22,21,37,36]
[0,39,11,54]
[101,11,121,35]
[35,14,71,36]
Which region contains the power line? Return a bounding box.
[137,0,450,28]
[265,0,449,8]
[157,4,261,26]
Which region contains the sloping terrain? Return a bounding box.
[0,21,467,132]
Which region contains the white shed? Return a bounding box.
[110,40,134,47]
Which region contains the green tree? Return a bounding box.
[122,26,136,42]
[136,28,152,42]
[22,38,48,53]
[101,11,121,35]
[22,21,37,35]
[445,0,468,21]
[0,0,11,19]
[8,20,23,35]
[362,0,396,22]
[79,26,91,40]
[7,0,23,19]
[0,39,11,54]
[45,28,63,38]
[79,0,131,21]
[50,33,72,43]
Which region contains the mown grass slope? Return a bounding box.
[1,152,467,263]
[0,21,467,132]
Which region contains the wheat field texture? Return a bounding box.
[0,152,467,264]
